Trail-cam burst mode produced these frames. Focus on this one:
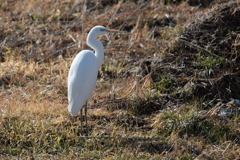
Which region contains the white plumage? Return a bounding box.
[67,25,121,135]
[68,50,98,116]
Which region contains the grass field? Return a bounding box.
[0,0,240,159]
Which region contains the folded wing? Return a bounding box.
[68,50,98,116]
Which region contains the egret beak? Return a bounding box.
[109,29,131,34]
[106,29,122,33]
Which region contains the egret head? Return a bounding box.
[90,25,121,36]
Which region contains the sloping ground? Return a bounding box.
[140,1,240,102]
[0,0,240,159]
[176,1,240,100]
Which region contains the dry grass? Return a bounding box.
[1,0,240,159]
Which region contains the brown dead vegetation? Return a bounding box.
[140,1,240,102]
[0,0,240,159]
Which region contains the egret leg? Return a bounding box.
[80,108,83,134]
[85,101,88,136]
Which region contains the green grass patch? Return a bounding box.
[197,55,224,69]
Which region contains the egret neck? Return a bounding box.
[87,33,104,69]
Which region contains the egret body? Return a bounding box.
[68,25,120,135]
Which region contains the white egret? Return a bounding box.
[68,25,121,135]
